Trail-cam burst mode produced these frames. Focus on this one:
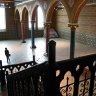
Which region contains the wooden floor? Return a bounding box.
[0,37,96,96]
[0,37,96,66]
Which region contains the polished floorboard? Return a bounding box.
[0,37,96,66]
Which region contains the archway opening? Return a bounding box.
[37,6,44,29]
[14,9,21,39]
[22,7,29,39]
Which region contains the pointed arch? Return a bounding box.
[71,0,89,23]
[46,0,68,22]
[22,7,28,21]
[30,2,44,31]
[30,1,44,21]
[46,0,59,22]
[14,9,20,20]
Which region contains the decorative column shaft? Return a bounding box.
[44,22,51,53]
[68,23,78,59]
[21,21,26,43]
[31,20,36,48]
[36,7,38,33]
[15,19,19,38]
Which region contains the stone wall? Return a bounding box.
[0,8,16,40]
[53,4,96,47]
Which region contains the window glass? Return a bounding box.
[0,7,6,31]
[28,6,44,29]
[37,6,44,29]
[28,16,31,29]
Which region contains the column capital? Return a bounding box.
[68,23,79,28]
[21,20,26,23]
[68,23,79,31]
[44,21,52,27]
[31,20,36,23]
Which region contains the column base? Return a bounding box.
[44,53,48,57]
[22,40,26,43]
[30,46,36,49]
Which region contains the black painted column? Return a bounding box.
[15,19,19,39]
[31,20,36,48]
[68,23,78,59]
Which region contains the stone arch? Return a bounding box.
[46,0,69,22]
[14,9,20,19]
[32,5,38,21]
[30,1,44,21]
[45,0,69,37]
[30,1,44,35]
[46,0,59,22]
[22,7,28,21]
[70,0,89,23]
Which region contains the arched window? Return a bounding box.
[0,7,6,31]
[37,6,44,29]
[28,6,44,29]
[28,15,31,29]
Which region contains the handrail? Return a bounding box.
[6,61,48,96]
[0,60,37,90]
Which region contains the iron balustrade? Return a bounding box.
[0,60,36,90]
[6,62,48,96]
[55,54,96,96]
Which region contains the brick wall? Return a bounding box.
[0,7,43,40]
[52,8,70,39]
[77,4,96,47]
[0,8,17,40]
[53,4,96,47]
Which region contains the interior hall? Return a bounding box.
[0,0,96,96]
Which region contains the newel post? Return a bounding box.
[0,60,6,90]
[48,40,56,96]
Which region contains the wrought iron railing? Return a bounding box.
[0,60,36,89]
[55,54,96,96]
[6,61,47,96]
[1,61,36,74]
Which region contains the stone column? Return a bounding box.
[21,20,26,43]
[15,19,19,38]
[35,7,38,33]
[68,23,78,59]
[44,22,51,53]
[31,20,36,48]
